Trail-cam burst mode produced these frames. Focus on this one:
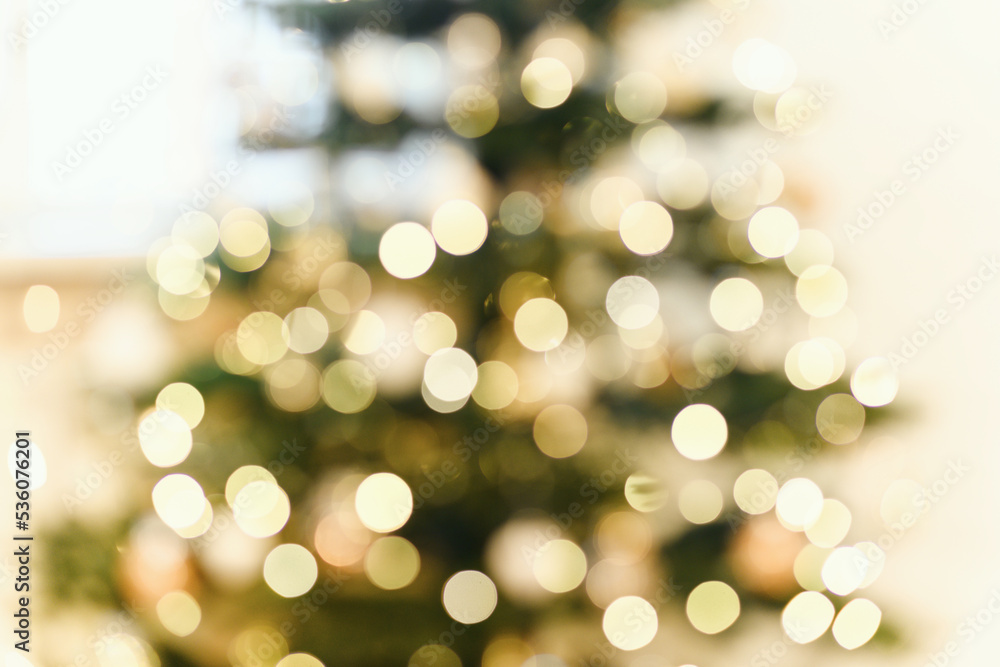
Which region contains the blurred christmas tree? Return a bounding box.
[49,0,904,666]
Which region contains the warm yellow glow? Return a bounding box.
[321,360,376,413]
[319,262,371,314]
[159,288,210,322]
[618,314,664,350]
[156,590,201,637]
[850,357,899,407]
[686,581,740,634]
[624,473,668,512]
[152,474,207,530]
[733,469,778,515]
[796,266,848,317]
[409,645,461,667]
[832,598,881,650]
[233,480,291,538]
[414,312,458,355]
[285,307,329,354]
[606,276,659,330]
[472,360,519,409]
[521,57,573,109]
[225,465,277,507]
[782,591,835,643]
[775,478,824,530]
[788,337,845,389]
[431,199,489,255]
[355,472,413,533]
[499,272,554,319]
[805,499,852,548]
[533,404,588,458]
[603,596,658,650]
[424,347,479,402]
[379,222,436,279]
[23,285,60,333]
[139,409,193,468]
[446,85,499,138]
[710,278,763,332]
[156,383,205,429]
[618,201,673,255]
[656,159,708,210]
[156,244,206,296]
[277,654,325,667]
[614,72,667,123]
[266,358,322,412]
[816,393,865,445]
[634,121,685,172]
[821,546,868,596]
[671,404,728,460]
[237,311,290,366]
[219,208,271,272]
[269,185,315,228]
[499,191,544,236]
[679,479,724,524]
[513,298,568,352]
[264,543,318,598]
[794,544,830,591]
[733,39,796,93]
[172,212,219,257]
[442,570,498,624]
[855,541,886,589]
[533,38,585,83]
[447,13,501,68]
[590,177,644,231]
[532,539,587,593]
[365,536,421,590]
[748,206,799,258]
[785,229,834,276]
[343,310,386,355]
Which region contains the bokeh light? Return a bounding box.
[442,570,498,624]
[264,544,319,598]
[379,223,436,279]
[602,596,657,650]
[355,472,413,533]
[686,581,740,634]
[671,404,728,460]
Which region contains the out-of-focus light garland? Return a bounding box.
[94,5,910,666]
